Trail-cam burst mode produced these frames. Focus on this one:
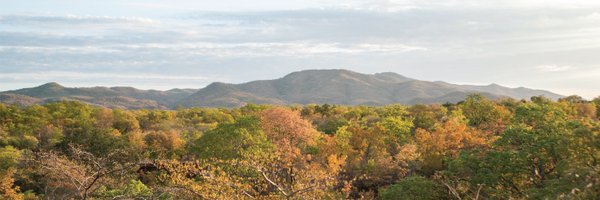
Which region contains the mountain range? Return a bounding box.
[0,69,563,109]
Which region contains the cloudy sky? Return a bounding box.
[1,0,599,99]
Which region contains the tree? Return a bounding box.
[593,97,600,118]
[257,107,339,198]
[461,94,509,133]
[259,107,320,157]
[144,130,185,159]
[492,99,570,197]
[559,95,597,119]
[443,98,598,198]
[34,145,136,199]
[0,146,23,199]
[338,121,417,197]
[94,179,154,199]
[137,110,175,131]
[193,116,273,160]
[94,108,114,130]
[408,104,447,131]
[153,159,255,199]
[0,146,20,171]
[176,108,234,134]
[0,95,598,199]
[112,109,140,134]
[379,176,448,200]
[415,111,491,174]
[192,108,341,198]
[37,124,63,149]
[379,116,413,144]
[0,168,23,200]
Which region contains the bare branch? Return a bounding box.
[257,166,289,197]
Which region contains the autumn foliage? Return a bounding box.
[0,94,598,199]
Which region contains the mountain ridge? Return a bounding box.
[0,83,198,109]
[177,69,563,107]
[0,69,564,109]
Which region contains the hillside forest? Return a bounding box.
[0,94,598,199]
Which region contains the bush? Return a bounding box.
[379,176,448,200]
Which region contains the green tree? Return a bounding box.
[95,179,153,199]
[379,176,448,200]
[461,94,508,132]
[193,117,273,160]
[593,96,600,118]
[444,97,599,198]
[0,146,20,171]
[112,109,140,133]
[408,104,447,131]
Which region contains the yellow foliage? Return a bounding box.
[0,168,22,200]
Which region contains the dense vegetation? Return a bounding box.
[0,94,598,199]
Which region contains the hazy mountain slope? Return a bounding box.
[177,69,563,107]
[0,83,197,109]
[460,84,563,100]
[177,69,414,107]
[406,91,502,105]
[178,82,285,108]
[0,93,42,106]
[0,69,564,108]
[40,96,167,110]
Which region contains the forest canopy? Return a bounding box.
[0,94,598,199]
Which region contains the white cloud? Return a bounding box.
[1,2,600,97]
[124,2,179,10]
[0,14,159,26]
[0,42,426,58]
[580,12,600,21]
[0,71,211,81]
[341,0,600,11]
[466,21,479,26]
[344,0,420,12]
[536,65,574,72]
[0,46,123,54]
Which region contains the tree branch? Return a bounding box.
[257,166,289,197]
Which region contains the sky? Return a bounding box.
[0,0,599,99]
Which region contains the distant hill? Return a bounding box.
[0,93,42,106]
[0,83,197,109]
[0,69,564,109]
[176,69,563,107]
